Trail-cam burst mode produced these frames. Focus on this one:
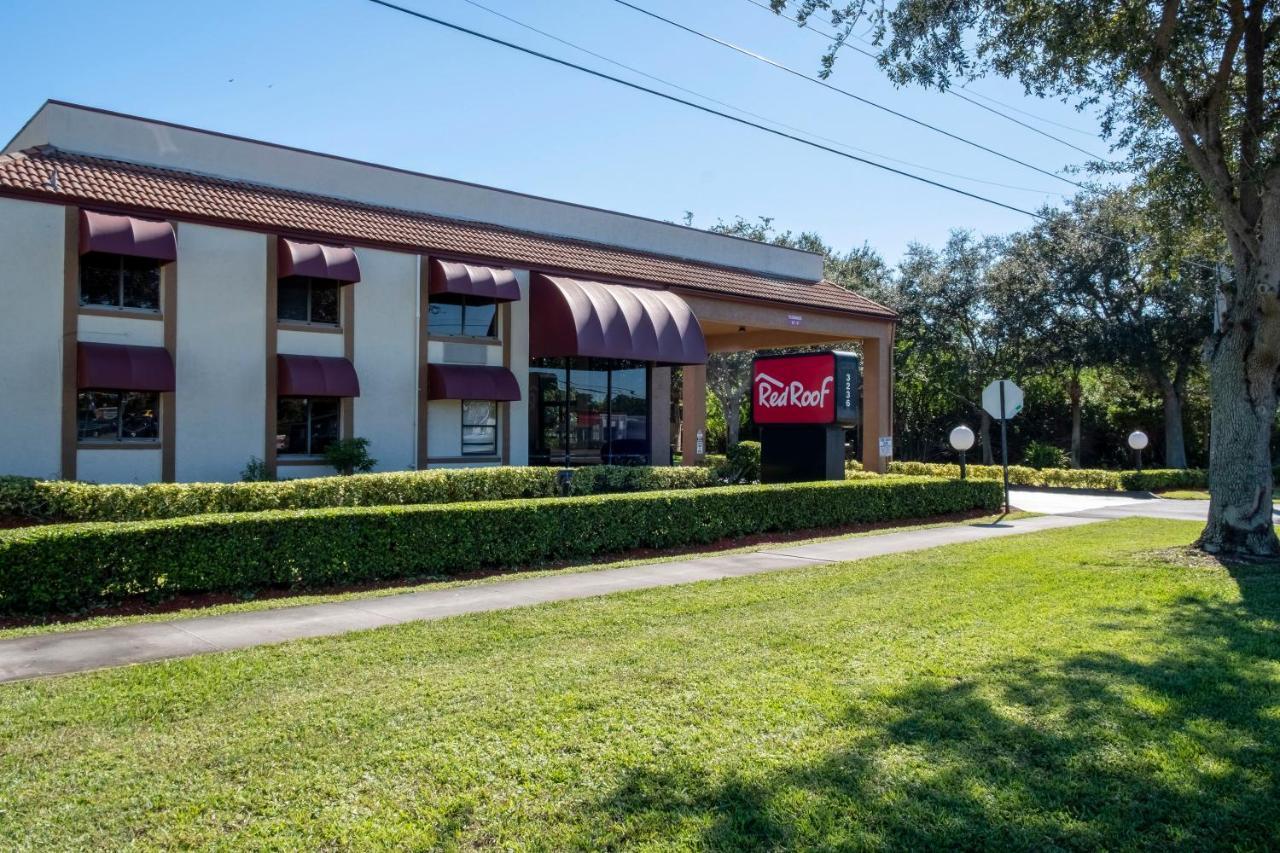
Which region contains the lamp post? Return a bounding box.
[949,425,976,480]
[1127,430,1149,472]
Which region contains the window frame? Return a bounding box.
[460,399,499,456]
[426,295,501,341]
[76,390,162,446]
[277,276,342,328]
[276,396,342,457]
[78,252,163,314]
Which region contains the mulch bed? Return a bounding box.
[0,509,993,630]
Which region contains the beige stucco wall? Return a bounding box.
[173,223,268,483]
[0,198,64,478]
[352,248,418,472]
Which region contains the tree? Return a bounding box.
[707,351,754,447]
[992,189,1212,468]
[777,0,1279,556]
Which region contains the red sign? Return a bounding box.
[753,353,836,424]
[752,351,861,425]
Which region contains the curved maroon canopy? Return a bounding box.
[429,259,520,303]
[277,354,360,398]
[278,238,361,283]
[79,210,176,262]
[77,342,175,392]
[426,364,522,401]
[530,274,706,365]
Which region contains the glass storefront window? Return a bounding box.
[77,391,160,442]
[277,397,340,455]
[529,358,649,466]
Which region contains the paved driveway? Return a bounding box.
[1009,488,1210,520]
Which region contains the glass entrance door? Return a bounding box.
[529,358,650,465]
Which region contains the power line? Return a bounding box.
[956,86,1099,138]
[737,0,1108,157]
[360,0,1219,274]
[606,0,1088,189]
[362,0,1046,217]
[454,0,1062,196]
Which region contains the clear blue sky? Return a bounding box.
[0,0,1114,264]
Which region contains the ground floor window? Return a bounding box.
[529,358,649,465]
[462,400,499,456]
[77,391,160,442]
[277,397,340,456]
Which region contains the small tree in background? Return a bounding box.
[324,438,377,476]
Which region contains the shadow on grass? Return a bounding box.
[577,562,1280,849]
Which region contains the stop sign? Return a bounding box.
[981,380,1023,421]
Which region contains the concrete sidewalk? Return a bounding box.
[0,514,1095,683]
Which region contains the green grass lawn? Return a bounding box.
[1158,489,1212,500]
[2,517,1278,849]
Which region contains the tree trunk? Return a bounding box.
[979,409,993,465]
[1159,376,1188,469]
[1069,369,1082,469]
[724,396,742,448]
[1199,312,1280,557]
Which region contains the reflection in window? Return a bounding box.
[278,277,340,325]
[462,400,498,456]
[529,358,649,466]
[428,296,498,338]
[79,253,161,311]
[77,391,160,442]
[277,397,340,455]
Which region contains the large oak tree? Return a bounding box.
[777,0,1279,555]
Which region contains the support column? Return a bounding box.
[861,331,893,473]
[680,363,706,466]
[649,366,672,465]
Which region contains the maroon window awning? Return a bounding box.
[79,210,177,262]
[77,342,175,392]
[277,355,361,398]
[429,259,520,303]
[426,364,522,401]
[530,274,706,365]
[278,238,361,283]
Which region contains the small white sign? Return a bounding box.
[787,314,802,327]
[981,379,1024,421]
[878,436,893,457]
[695,429,705,455]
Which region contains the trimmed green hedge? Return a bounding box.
[0,466,717,524]
[887,461,1207,492]
[0,477,1000,615]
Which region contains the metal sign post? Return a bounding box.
[982,379,1024,515]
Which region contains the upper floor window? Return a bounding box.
[77,391,160,443]
[278,276,340,326]
[79,252,161,312]
[428,296,498,338]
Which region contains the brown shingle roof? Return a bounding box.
[0,146,895,319]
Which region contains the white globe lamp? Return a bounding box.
[949,425,976,479]
[1127,430,1149,472]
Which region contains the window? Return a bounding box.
[77,391,160,443]
[462,400,498,456]
[428,296,498,338]
[276,397,340,455]
[79,253,161,312]
[530,358,650,466]
[278,277,340,326]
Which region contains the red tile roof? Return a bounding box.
[0,146,895,320]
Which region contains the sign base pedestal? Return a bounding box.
[760,424,846,483]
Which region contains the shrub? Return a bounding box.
[887,461,1207,492]
[720,440,761,484]
[240,456,273,483]
[324,438,377,476]
[1023,441,1070,470]
[0,477,1001,615]
[0,476,42,518]
[15,465,720,524]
